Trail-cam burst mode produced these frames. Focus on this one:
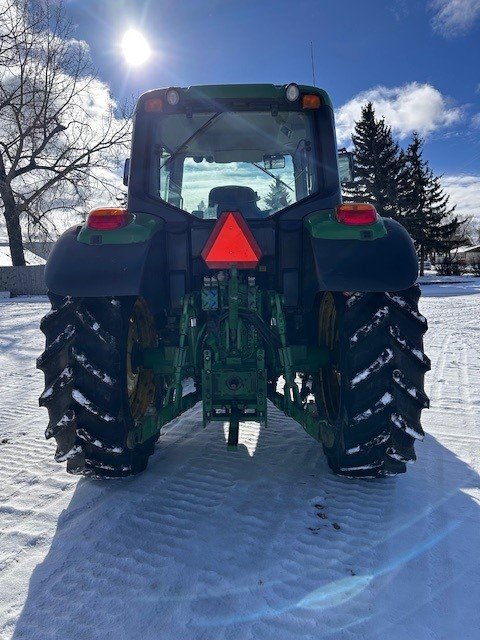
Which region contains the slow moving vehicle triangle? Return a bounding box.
[201,211,262,269]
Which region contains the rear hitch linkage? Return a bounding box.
[133,267,329,449]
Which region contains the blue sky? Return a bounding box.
[66,0,480,221]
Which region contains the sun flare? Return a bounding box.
[121,29,151,66]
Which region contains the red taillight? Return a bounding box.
[201,211,262,269]
[87,207,129,231]
[336,203,377,226]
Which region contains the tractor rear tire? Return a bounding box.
[37,295,159,478]
[317,285,430,478]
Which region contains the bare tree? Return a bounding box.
[0,0,131,265]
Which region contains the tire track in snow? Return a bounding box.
[1,290,480,640]
[3,403,400,640]
[0,405,205,577]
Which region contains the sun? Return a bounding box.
[121,29,151,67]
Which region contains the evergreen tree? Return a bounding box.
[264,177,291,212]
[196,199,206,212]
[344,102,408,221]
[474,224,480,245]
[402,133,464,275]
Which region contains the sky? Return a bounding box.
[64,0,480,226]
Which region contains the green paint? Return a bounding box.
[197,269,268,441]
[141,346,180,375]
[305,209,387,240]
[285,345,330,372]
[77,212,164,245]
[135,269,331,448]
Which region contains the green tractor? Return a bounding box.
[37,83,430,479]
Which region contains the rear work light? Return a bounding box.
[165,88,180,105]
[336,203,377,226]
[285,83,300,102]
[87,207,130,231]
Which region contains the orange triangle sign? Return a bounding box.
[201,211,262,270]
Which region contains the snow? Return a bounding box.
[353,392,393,423]
[350,348,393,387]
[391,412,424,441]
[390,325,430,365]
[0,245,46,266]
[386,448,412,464]
[419,275,478,283]
[350,305,389,345]
[72,349,114,386]
[72,389,115,422]
[36,323,75,368]
[420,276,480,297]
[387,293,427,324]
[39,366,72,401]
[339,462,381,472]
[346,432,390,455]
[0,284,479,639]
[55,443,82,463]
[393,370,428,405]
[56,412,74,427]
[76,427,123,454]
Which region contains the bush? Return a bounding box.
[470,261,480,276]
[435,257,465,276]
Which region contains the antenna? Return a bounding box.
[310,41,316,86]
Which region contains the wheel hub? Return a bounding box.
[126,299,156,421]
[318,292,341,435]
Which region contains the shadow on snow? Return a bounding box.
[12,411,480,640]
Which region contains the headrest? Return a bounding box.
[208,186,259,207]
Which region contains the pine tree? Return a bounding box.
[402,133,464,275]
[344,103,408,221]
[264,177,291,212]
[398,133,428,243]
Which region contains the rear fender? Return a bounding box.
[45,224,166,306]
[308,217,418,292]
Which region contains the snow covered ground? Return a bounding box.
[0,285,479,640]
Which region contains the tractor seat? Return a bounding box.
[208,186,265,219]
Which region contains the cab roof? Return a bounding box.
[136,83,333,110]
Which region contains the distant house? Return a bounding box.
[455,245,480,265]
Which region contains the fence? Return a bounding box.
[0,265,47,296]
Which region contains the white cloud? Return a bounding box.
[441,175,480,225]
[0,0,130,248]
[430,0,480,37]
[336,82,462,145]
[471,113,480,128]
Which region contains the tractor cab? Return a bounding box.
[126,84,343,221]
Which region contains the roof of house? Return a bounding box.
[455,245,480,254]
